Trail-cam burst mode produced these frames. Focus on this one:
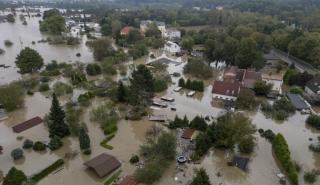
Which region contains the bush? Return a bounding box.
[272,134,299,185]
[22,139,33,149]
[39,83,50,92]
[183,58,213,79]
[189,116,208,131]
[3,167,27,185]
[261,129,276,142]
[31,159,64,182]
[11,148,24,160]
[53,82,72,96]
[0,82,25,111]
[103,123,118,135]
[4,40,13,47]
[239,136,255,154]
[306,115,320,129]
[289,86,303,94]
[86,63,102,76]
[304,171,317,184]
[33,141,46,151]
[48,136,63,151]
[153,79,168,92]
[130,155,140,164]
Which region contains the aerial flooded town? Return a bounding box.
[0,0,320,185]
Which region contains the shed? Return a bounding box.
[286,93,310,110]
[232,156,249,171]
[181,128,196,140]
[12,116,43,133]
[84,153,121,178]
[149,115,166,122]
[120,176,138,185]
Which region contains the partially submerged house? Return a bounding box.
[181,128,198,141]
[242,70,262,89]
[84,153,121,178]
[166,30,181,41]
[287,93,310,110]
[120,26,135,36]
[164,41,181,54]
[305,77,320,96]
[12,116,43,133]
[261,69,284,94]
[232,156,249,171]
[212,79,241,101]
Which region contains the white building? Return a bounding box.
[164,41,181,54]
[261,71,283,94]
[166,30,181,40]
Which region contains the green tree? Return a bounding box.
[181,36,195,52]
[0,82,24,111]
[117,81,127,103]
[48,135,63,151]
[236,88,258,110]
[15,47,44,73]
[253,80,272,96]
[190,168,211,185]
[48,93,70,138]
[6,14,15,23]
[40,9,65,34]
[11,148,24,160]
[86,63,102,76]
[178,78,185,87]
[129,65,154,107]
[88,38,113,61]
[3,167,27,185]
[195,132,212,156]
[235,38,259,69]
[79,127,90,151]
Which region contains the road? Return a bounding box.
[271,48,320,75]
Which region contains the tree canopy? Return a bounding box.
[15,47,44,74]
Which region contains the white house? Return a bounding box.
[164,41,181,54]
[166,30,181,40]
[261,70,283,94]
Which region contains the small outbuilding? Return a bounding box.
[232,156,249,171]
[84,153,121,178]
[286,93,310,110]
[120,176,138,185]
[181,128,198,140]
[12,116,43,133]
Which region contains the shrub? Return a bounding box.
[289,86,303,94]
[86,63,102,76]
[153,79,168,92]
[130,155,139,164]
[11,148,24,160]
[3,167,27,185]
[304,171,317,184]
[31,159,64,182]
[53,82,72,96]
[33,141,46,151]
[183,58,213,79]
[4,40,13,47]
[239,136,255,154]
[22,139,33,149]
[0,82,25,111]
[261,129,276,142]
[178,78,185,87]
[103,123,118,135]
[272,134,298,185]
[306,115,320,129]
[48,136,63,151]
[189,116,208,131]
[39,83,50,92]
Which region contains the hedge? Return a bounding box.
[272,134,299,185]
[31,159,64,182]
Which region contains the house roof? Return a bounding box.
[120,26,134,35]
[287,93,309,110]
[243,70,262,88]
[232,156,249,171]
[181,128,196,139]
[263,53,280,61]
[212,80,241,97]
[12,116,43,133]
[84,153,121,178]
[224,67,245,81]
[261,69,283,81]
[120,176,138,185]
[306,77,320,93]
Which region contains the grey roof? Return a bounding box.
[84,153,121,178]
[232,156,249,171]
[306,77,320,93]
[286,93,309,110]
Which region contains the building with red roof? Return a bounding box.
[120,176,138,185]
[212,79,241,101]
[120,26,134,36]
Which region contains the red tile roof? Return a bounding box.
[84,153,121,178]
[12,116,43,133]
[120,26,134,35]
[181,128,196,139]
[120,176,138,185]
[212,80,241,97]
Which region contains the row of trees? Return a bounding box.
[178,78,204,92]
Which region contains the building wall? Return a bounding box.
[263,79,283,94]
[212,93,237,101]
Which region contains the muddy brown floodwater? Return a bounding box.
[1,9,320,185]
[0,10,94,85]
